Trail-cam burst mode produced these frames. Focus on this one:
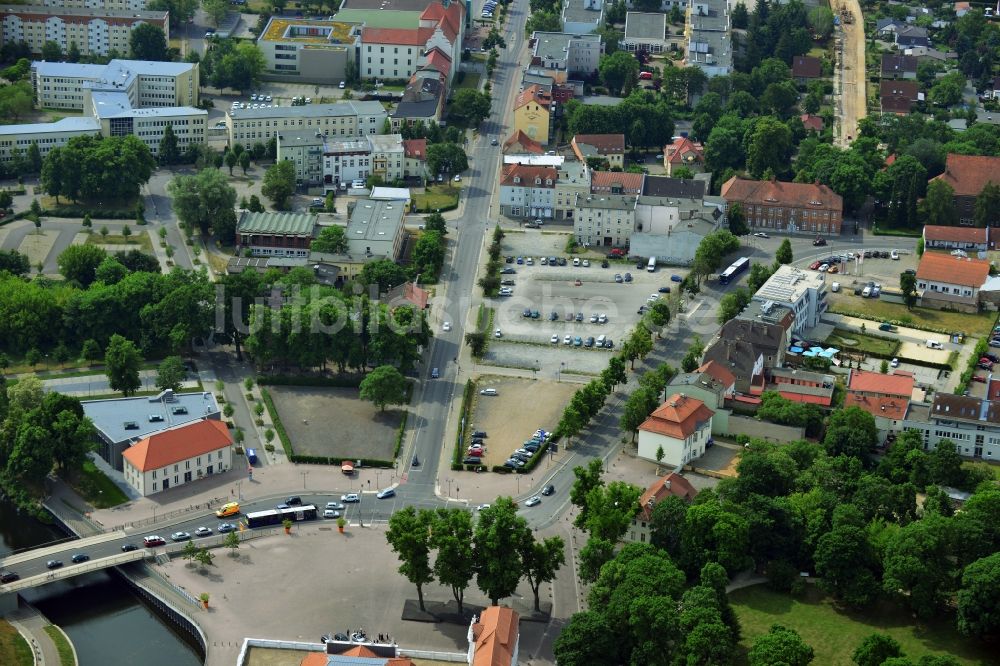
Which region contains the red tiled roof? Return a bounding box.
[299,653,327,666]
[422,46,453,74]
[636,472,698,520]
[514,84,551,110]
[800,113,824,131]
[572,134,625,155]
[122,420,232,473]
[777,390,833,406]
[933,154,1000,197]
[591,170,643,194]
[420,0,463,44]
[403,138,427,159]
[721,176,843,212]
[663,136,704,165]
[503,129,545,155]
[639,394,714,440]
[792,55,822,78]
[923,225,988,245]
[402,282,428,309]
[471,606,519,666]
[361,26,434,46]
[500,164,558,188]
[916,252,990,288]
[848,368,914,397]
[844,393,909,421]
[697,360,735,389]
[988,377,1000,401]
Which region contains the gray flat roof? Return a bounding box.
[278,133,326,147]
[228,100,386,121]
[624,12,667,41]
[562,0,602,24]
[575,193,637,210]
[82,391,221,446]
[532,31,600,61]
[0,116,101,136]
[347,200,405,244]
[341,0,429,10]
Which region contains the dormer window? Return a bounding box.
[514,176,521,184]
[535,177,541,185]
[545,179,553,186]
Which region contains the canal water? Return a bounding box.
[1,496,203,666]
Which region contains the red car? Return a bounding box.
[809,261,822,270]
[972,375,987,383]
[465,448,483,457]
[143,535,165,547]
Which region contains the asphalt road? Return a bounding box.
[397,0,530,504]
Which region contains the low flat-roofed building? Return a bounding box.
[256,16,360,84]
[122,419,233,496]
[530,31,603,82]
[561,0,603,35]
[623,12,668,53]
[346,198,405,260]
[686,0,732,77]
[768,367,835,406]
[0,116,101,163]
[237,211,316,258]
[82,389,222,472]
[226,100,387,145]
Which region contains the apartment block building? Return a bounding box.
[903,393,1000,461]
[0,5,169,57]
[32,59,199,111]
[318,133,406,188]
[277,132,325,186]
[529,31,602,83]
[225,100,387,145]
[721,176,843,236]
[573,193,638,247]
[752,264,828,335]
[41,0,149,10]
[0,116,101,163]
[499,163,558,219]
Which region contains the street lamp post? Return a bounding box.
[301,470,307,489]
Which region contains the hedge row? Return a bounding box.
[393,411,408,459]
[288,454,394,468]
[257,374,363,388]
[259,388,293,458]
[871,226,923,238]
[451,379,475,471]
[46,205,135,219]
[956,339,990,395]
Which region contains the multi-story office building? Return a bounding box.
[89,91,206,157]
[686,0,731,77]
[32,59,199,111]
[225,100,387,145]
[0,5,169,57]
[529,31,602,83]
[41,0,149,10]
[256,17,359,84]
[0,116,101,163]
[752,264,828,335]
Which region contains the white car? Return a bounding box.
[890,358,900,368]
[376,487,395,499]
[647,294,659,303]
[341,493,360,503]
[442,321,452,331]
[495,328,502,338]
[890,250,899,260]
[454,174,462,182]
[582,259,590,267]
[598,313,608,323]
[754,232,769,238]
[339,81,346,89]
[324,509,340,519]
[524,496,541,507]
[563,335,572,345]
[194,526,212,537]
[325,501,345,510]
[550,334,559,344]
[818,263,829,272]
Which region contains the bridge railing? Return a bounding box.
[0,550,150,593]
[111,496,231,531]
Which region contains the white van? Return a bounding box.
[596,334,606,346]
[351,179,365,189]
[647,256,656,272]
[479,388,498,396]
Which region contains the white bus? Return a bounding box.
[647,256,657,272]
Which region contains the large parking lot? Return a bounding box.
[483,230,684,375]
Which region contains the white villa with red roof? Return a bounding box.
[915,252,991,312]
[122,419,233,497]
[637,394,714,467]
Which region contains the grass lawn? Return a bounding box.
[963,460,1000,480]
[85,232,154,255]
[826,328,900,356]
[412,185,459,212]
[0,620,32,666]
[455,72,482,90]
[730,584,993,666]
[827,291,998,338]
[65,460,129,509]
[42,626,74,666]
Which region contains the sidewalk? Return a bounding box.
[5,603,76,666]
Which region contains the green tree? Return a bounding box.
[57,244,107,287]
[0,81,34,121]
[224,530,240,556]
[261,160,296,209]
[718,287,751,324]
[823,406,877,460]
[158,124,180,165]
[926,438,964,488]
[194,548,215,568]
[181,539,198,564]
[430,508,475,613]
[974,182,1000,228]
[311,225,348,254]
[900,271,917,309]
[749,624,814,666]
[359,259,407,292]
[104,334,143,396]
[775,238,793,265]
[41,40,63,62]
[570,459,604,529]
[957,551,1000,638]
[882,515,955,618]
[224,149,238,175]
[95,256,127,285]
[26,142,42,174]
[449,89,491,127]
[238,150,251,175]
[473,498,530,605]
[815,521,880,607]
[167,168,238,237]
[203,0,229,25]
[129,22,169,61]
[155,355,186,392]
[426,143,468,176]
[359,365,408,411]
[385,506,435,611]
[620,386,659,440]
[747,116,793,178]
[852,633,904,666]
[807,6,834,38]
[599,51,640,95]
[727,201,749,236]
[554,611,618,666]
[649,495,687,559]
[921,180,958,227]
[519,534,566,611]
[81,339,102,362]
[0,248,30,276]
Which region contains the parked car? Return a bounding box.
[890,358,900,368]
[809,261,822,270]
[658,286,671,293]
[431,367,440,379]
[624,272,633,282]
